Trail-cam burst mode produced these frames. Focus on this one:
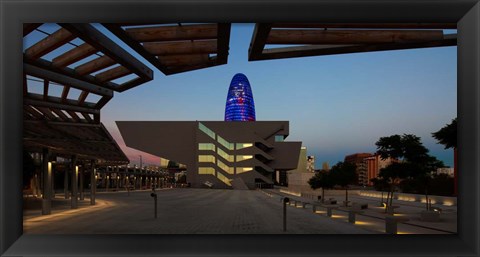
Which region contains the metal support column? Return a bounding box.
[79,165,84,200]
[41,148,52,215]
[71,155,78,209]
[90,160,96,205]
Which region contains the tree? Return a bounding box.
[370,177,390,206]
[432,118,457,195]
[308,170,334,203]
[329,162,357,206]
[375,134,443,211]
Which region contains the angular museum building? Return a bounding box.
[117,121,301,189]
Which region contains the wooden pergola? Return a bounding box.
[103,23,231,75]
[249,23,457,61]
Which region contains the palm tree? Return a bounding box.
[432,118,457,195]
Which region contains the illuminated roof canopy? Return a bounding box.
[224,73,256,121]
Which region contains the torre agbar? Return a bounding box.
[225,73,256,121]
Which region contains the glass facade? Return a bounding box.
[237,167,253,174]
[198,167,215,175]
[217,160,235,174]
[224,73,256,121]
[217,135,234,150]
[236,143,253,150]
[199,122,215,139]
[236,155,253,162]
[198,143,215,151]
[198,155,215,163]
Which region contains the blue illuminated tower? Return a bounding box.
[224,73,256,121]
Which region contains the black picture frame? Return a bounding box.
[1,1,479,256]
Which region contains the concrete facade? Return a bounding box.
[117,121,302,189]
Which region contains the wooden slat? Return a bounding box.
[23,73,28,96]
[158,54,210,67]
[266,29,445,45]
[43,80,49,100]
[66,110,81,122]
[51,108,71,122]
[60,24,153,81]
[24,63,114,97]
[125,24,218,42]
[74,55,116,76]
[248,24,272,61]
[142,40,217,55]
[25,28,76,59]
[35,107,57,121]
[27,92,98,109]
[257,35,457,60]
[272,23,457,29]
[61,86,70,102]
[23,23,42,36]
[24,105,44,119]
[24,98,100,115]
[117,77,148,92]
[81,112,93,123]
[52,43,97,68]
[95,95,113,109]
[95,66,133,82]
[216,23,231,64]
[78,91,89,105]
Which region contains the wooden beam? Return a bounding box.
[26,56,120,91]
[61,86,70,102]
[95,95,113,109]
[142,40,217,55]
[43,80,49,100]
[24,63,114,97]
[78,91,89,105]
[52,43,97,68]
[266,29,445,45]
[50,108,71,122]
[66,110,81,122]
[74,55,116,76]
[23,73,28,96]
[24,105,44,120]
[35,107,58,121]
[24,98,100,115]
[25,28,76,59]
[27,92,97,108]
[95,65,133,83]
[60,23,153,81]
[257,35,457,60]
[23,23,42,37]
[124,24,218,42]
[271,23,457,29]
[116,77,149,92]
[248,24,272,61]
[216,23,231,64]
[103,23,167,74]
[81,113,94,123]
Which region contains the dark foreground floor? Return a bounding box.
[23,188,376,234]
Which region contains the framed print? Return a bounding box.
[1,0,479,256]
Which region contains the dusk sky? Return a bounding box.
[25,24,457,168]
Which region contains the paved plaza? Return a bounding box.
[24,188,377,234]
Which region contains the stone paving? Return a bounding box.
[23,188,377,234]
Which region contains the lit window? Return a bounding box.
[198,123,215,140]
[217,160,235,174]
[275,135,284,142]
[237,167,253,174]
[236,143,253,150]
[217,148,234,162]
[198,155,215,163]
[217,172,232,186]
[198,167,215,175]
[236,155,253,162]
[198,143,215,151]
[217,135,234,150]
